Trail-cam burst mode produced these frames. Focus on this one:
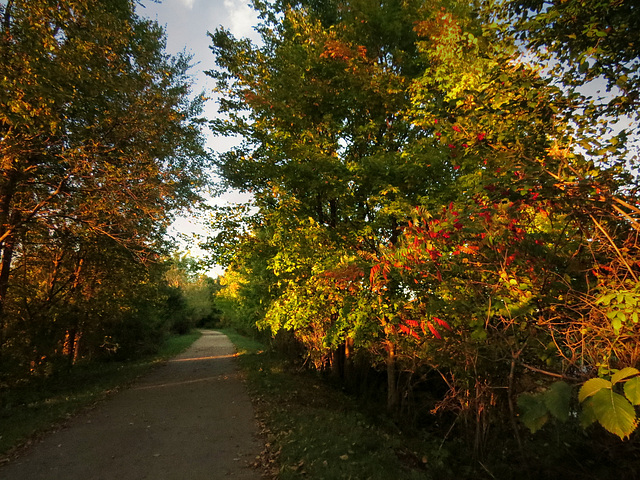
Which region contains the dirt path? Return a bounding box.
[0,330,263,480]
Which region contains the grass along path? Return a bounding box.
[223,329,451,480]
[0,331,201,460]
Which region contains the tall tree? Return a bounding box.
[208,0,443,374]
[0,0,209,368]
[208,0,640,454]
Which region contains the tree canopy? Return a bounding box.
[206,0,640,466]
[0,0,210,377]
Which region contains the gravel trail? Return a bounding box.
[0,330,263,480]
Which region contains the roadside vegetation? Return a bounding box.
[3,0,640,477]
[0,0,211,416]
[224,329,448,480]
[207,0,640,477]
[226,328,640,479]
[0,1,219,462]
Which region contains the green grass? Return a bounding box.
[222,329,450,480]
[0,330,201,458]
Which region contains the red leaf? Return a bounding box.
[433,317,452,331]
[427,322,442,339]
[399,324,420,339]
[370,264,380,284]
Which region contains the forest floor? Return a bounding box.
[0,330,264,480]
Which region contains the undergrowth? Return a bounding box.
[224,329,640,480]
[223,329,452,479]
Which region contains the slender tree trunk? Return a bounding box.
[471,379,487,462]
[330,344,344,378]
[344,336,354,385]
[66,259,84,368]
[390,216,399,245]
[0,169,18,327]
[329,199,337,228]
[386,340,399,412]
[507,358,523,452]
[0,168,18,355]
[0,237,15,353]
[64,328,77,367]
[2,0,13,31]
[316,195,324,224]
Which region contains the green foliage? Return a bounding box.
[0,0,210,383]
[577,369,640,439]
[584,389,636,440]
[163,254,216,333]
[544,381,572,422]
[518,381,571,433]
[624,377,640,406]
[595,288,640,335]
[518,393,550,434]
[206,0,640,466]
[518,373,640,440]
[579,378,613,403]
[504,0,640,122]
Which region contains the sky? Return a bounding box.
[139,0,260,274]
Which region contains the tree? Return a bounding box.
[373,0,640,445]
[207,0,640,460]
[0,0,210,376]
[504,0,640,121]
[207,0,443,397]
[164,254,216,333]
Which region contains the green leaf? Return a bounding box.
[590,389,637,439]
[579,377,612,403]
[543,381,572,422]
[612,316,623,334]
[611,367,640,385]
[624,377,640,405]
[596,293,615,305]
[581,397,598,428]
[518,394,549,433]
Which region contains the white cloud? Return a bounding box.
[223,0,260,41]
[179,0,195,9]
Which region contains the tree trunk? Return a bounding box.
[344,336,354,385]
[330,343,345,379]
[329,199,337,228]
[386,340,399,412]
[316,195,324,224]
[0,236,14,352]
[0,169,18,344]
[2,0,13,31]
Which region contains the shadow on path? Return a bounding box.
[0,330,263,480]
